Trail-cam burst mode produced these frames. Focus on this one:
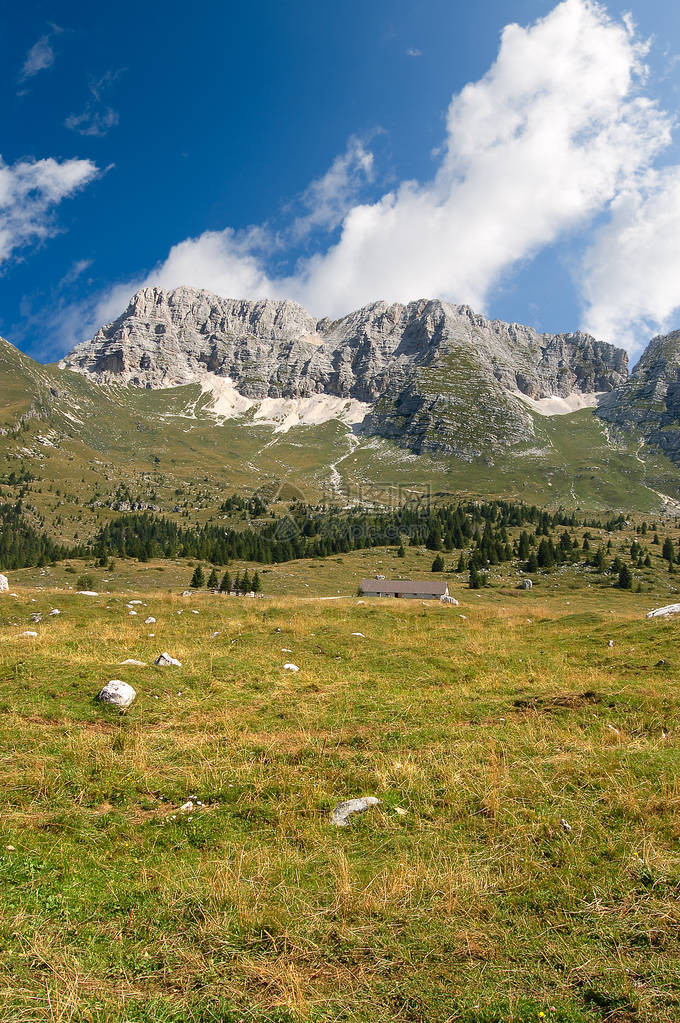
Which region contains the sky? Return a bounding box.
[3,0,680,364]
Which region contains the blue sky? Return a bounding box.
[3,0,680,363]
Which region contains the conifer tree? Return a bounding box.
[207,568,218,589]
[219,570,231,592]
[190,564,205,588]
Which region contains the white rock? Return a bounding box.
[120,659,147,666]
[145,617,156,624]
[155,652,182,667]
[646,603,680,619]
[129,600,143,605]
[49,609,61,616]
[521,579,533,590]
[351,632,365,637]
[210,631,220,638]
[330,796,381,827]
[97,680,136,709]
[608,640,614,648]
[0,574,8,593]
[283,662,299,671]
[560,818,572,833]
[19,630,38,638]
[439,594,460,605]
[77,591,99,597]
[129,611,137,616]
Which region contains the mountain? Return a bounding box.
[597,328,680,463]
[62,287,628,460]
[0,289,679,543]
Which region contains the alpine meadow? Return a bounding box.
[4,1,680,1021]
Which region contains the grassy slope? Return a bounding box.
[1,571,680,1022]
[1,338,680,544]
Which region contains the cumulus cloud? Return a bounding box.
[291,136,374,239]
[71,0,677,356]
[19,25,63,83]
[65,70,123,137]
[406,48,422,57]
[0,156,99,265]
[581,169,680,353]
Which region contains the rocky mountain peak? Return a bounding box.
[60,286,629,459]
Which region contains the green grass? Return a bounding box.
[1,559,680,1021]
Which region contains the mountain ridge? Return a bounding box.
[60,286,628,460]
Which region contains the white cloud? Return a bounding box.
[0,156,99,264]
[581,168,680,353]
[19,25,62,83]
[406,48,422,57]
[291,136,374,239]
[72,0,677,355]
[65,70,122,137]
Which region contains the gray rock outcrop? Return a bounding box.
[597,328,680,463]
[0,574,8,593]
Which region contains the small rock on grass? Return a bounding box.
[283,663,299,672]
[330,796,381,827]
[120,659,147,666]
[97,680,136,709]
[145,617,156,624]
[155,653,182,667]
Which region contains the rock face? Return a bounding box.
[597,329,680,463]
[61,286,628,459]
[0,574,8,593]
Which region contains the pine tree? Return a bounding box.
[469,564,481,590]
[456,552,466,572]
[233,572,242,593]
[242,569,251,592]
[618,564,633,589]
[219,570,231,593]
[190,564,205,588]
[397,544,405,558]
[431,554,445,572]
[252,571,261,593]
[662,537,675,564]
[207,568,218,589]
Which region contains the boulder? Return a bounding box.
[155,652,182,667]
[330,796,381,827]
[283,662,299,672]
[646,603,680,619]
[440,594,459,605]
[77,590,99,596]
[0,574,8,593]
[145,616,156,624]
[521,579,533,590]
[97,680,136,709]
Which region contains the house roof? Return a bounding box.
[359,578,448,596]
